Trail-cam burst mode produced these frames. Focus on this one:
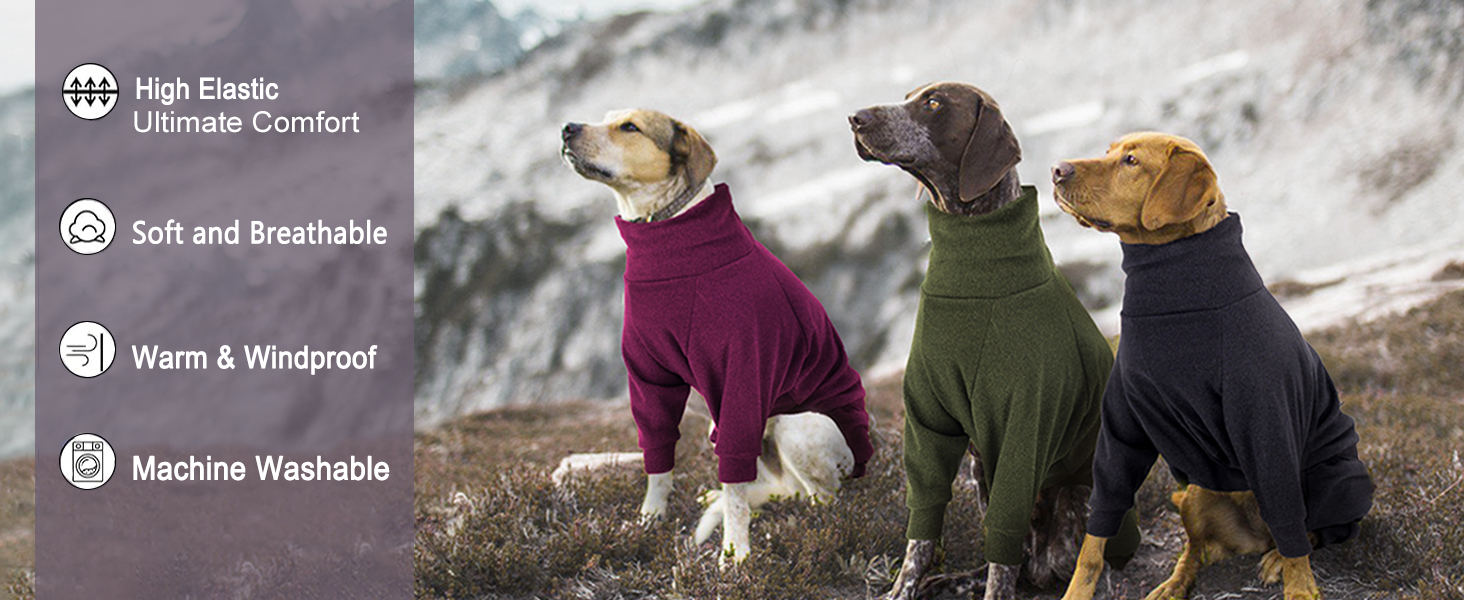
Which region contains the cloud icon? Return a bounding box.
[68,210,107,244]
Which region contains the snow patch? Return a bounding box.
[1022,101,1105,136]
[1176,50,1250,87]
[1281,242,1464,331]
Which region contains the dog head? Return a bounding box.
[850,81,1022,214]
[1052,132,1227,245]
[561,109,717,220]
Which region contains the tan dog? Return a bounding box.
[561,108,718,222]
[560,109,872,566]
[1051,132,1373,600]
[1051,132,1226,245]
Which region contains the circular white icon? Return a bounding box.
[60,198,116,255]
[64,64,119,120]
[60,433,116,490]
[60,321,115,378]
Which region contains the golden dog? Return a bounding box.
[1051,132,1373,600]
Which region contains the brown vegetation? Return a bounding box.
[414,291,1464,599]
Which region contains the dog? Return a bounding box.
[851,82,1138,600]
[560,109,875,565]
[1052,132,1374,600]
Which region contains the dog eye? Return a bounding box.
[619,122,640,133]
[925,98,941,111]
[1122,154,1139,166]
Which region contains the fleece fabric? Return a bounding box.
[616,183,874,485]
[1087,213,1374,559]
[902,186,1133,566]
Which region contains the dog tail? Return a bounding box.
[694,495,724,545]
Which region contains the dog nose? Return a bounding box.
[562,122,582,141]
[1052,161,1076,184]
[849,109,874,129]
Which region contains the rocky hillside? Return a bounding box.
[411,0,1464,424]
[413,0,563,83]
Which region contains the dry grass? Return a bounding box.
[415,290,1464,599]
[413,381,986,600]
[2,294,1457,598]
[1311,288,1464,395]
[0,458,33,600]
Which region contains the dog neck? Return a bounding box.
[1116,201,1230,245]
[925,169,1021,216]
[617,180,714,223]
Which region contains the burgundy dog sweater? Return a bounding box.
[616,184,874,484]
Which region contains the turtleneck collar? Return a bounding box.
[1119,213,1265,317]
[616,183,760,282]
[922,185,1055,298]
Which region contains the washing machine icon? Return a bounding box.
[73,441,104,483]
[61,433,114,490]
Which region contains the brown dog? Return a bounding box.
[1052,132,1373,600]
[853,83,1132,600]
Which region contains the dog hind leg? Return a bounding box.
[1145,485,1207,600]
[768,413,853,502]
[1026,484,1090,589]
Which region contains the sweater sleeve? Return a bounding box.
[624,343,690,476]
[1088,371,1159,538]
[705,342,771,484]
[1224,368,1311,557]
[902,354,971,541]
[980,397,1054,565]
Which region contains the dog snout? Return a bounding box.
[1052,161,1076,185]
[562,122,583,142]
[849,109,875,129]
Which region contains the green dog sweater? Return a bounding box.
[902,186,1124,566]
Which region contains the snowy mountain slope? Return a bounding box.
[414,0,1464,424]
[413,0,567,82]
[0,88,34,458]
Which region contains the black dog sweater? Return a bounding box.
[1087,213,1373,558]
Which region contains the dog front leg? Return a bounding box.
[640,471,673,521]
[881,539,936,600]
[1060,534,1108,600]
[720,481,752,567]
[984,562,1020,600]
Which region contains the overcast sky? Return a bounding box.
[0,2,35,93]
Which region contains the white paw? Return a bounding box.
[639,496,667,521]
[719,538,750,569]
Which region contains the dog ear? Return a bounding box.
[959,99,1022,202]
[671,120,717,191]
[1141,146,1219,230]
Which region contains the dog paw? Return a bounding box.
[1259,548,1285,584]
[1143,577,1193,600]
[697,488,721,507]
[718,541,749,570]
[1284,586,1322,600]
[1278,554,1321,600]
[638,501,665,523]
[1060,585,1096,600]
[877,585,916,600]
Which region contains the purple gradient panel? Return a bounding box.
[36,1,413,597]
